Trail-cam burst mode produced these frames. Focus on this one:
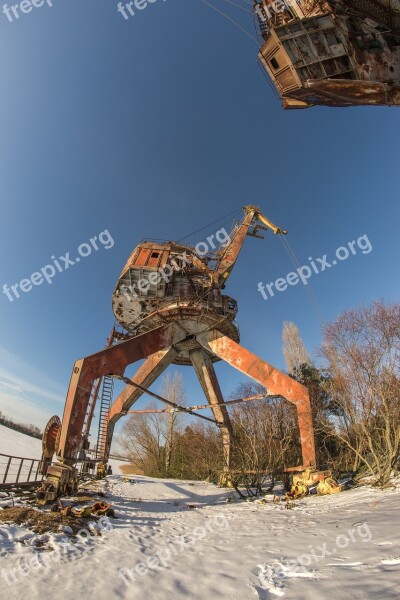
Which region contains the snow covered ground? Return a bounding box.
[0,427,399,599]
[0,424,42,459]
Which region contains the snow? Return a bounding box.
[0,426,400,599]
[0,424,42,458]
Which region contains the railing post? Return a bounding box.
[35,459,43,481]
[27,460,34,483]
[16,458,24,484]
[3,456,12,484]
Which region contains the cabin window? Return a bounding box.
[270,57,280,70]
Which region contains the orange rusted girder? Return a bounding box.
[190,348,232,429]
[107,347,178,424]
[97,346,179,462]
[214,209,255,285]
[214,206,286,286]
[197,330,316,469]
[83,326,117,439]
[127,393,266,412]
[190,348,232,469]
[57,323,186,462]
[114,374,217,425]
[181,393,266,411]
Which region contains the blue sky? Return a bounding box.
[0,0,399,450]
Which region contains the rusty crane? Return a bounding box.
[38,206,333,504]
[254,0,400,108]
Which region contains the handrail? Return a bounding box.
[0,453,44,487]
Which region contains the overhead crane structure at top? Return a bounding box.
[197,0,400,107]
[38,205,325,504]
[253,0,400,108]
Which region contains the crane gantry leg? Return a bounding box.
[189,348,233,473]
[196,330,316,469]
[38,323,187,503]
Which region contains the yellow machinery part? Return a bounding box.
[96,462,107,479]
[287,480,309,499]
[286,468,342,499]
[316,477,342,495]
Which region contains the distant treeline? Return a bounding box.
[0,411,42,440]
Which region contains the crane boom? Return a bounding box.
[213,205,287,286]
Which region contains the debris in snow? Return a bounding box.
[0,506,105,535]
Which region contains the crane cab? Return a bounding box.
[111,241,240,362]
[255,0,400,107]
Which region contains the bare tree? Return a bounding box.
[282,321,311,374]
[321,301,400,486]
[228,382,300,496]
[118,371,187,477]
[178,423,223,481]
[162,372,186,472]
[119,407,166,475]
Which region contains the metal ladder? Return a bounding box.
[96,375,115,459]
[82,379,101,437]
[94,324,130,459]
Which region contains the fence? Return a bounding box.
[0,453,44,488]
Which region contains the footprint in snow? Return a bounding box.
[381,557,400,565]
[325,561,365,569]
[375,541,393,546]
[250,560,315,599]
[0,529,9,541]
[250,564,285,598]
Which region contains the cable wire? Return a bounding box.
[177,207,243,242]
[196,0,259,44]
[278,234,325,324]
[218,0,252,12]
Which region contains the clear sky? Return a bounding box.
[0,0,399,449]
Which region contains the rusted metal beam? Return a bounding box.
[186,393,267,411]
[126,393,267,413]
[197,330,316,469]
[214,207,286,285]
[114,374,217,425]
[57,322,187,462]
[189,349,232,426]
[107,347,179,424]
[127,409,173,414]
[98,346,179,462]
[214,208,255,285]
[190,348,232,469]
